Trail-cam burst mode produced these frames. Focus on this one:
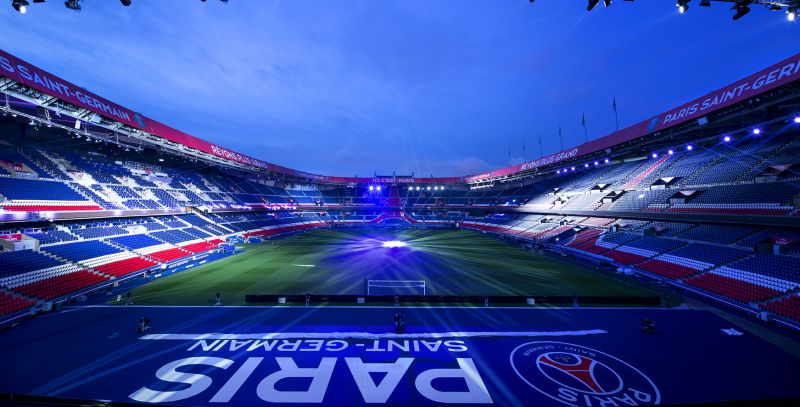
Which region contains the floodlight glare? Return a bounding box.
[752,128,761,135]
[677,0,689,14]
[794,116,800,123]
[381,240,407,248]
[12,0,28,13]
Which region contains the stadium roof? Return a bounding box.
[1,48,799,184]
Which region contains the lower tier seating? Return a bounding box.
[180,241,218,253]
[13,270,109,300]
[148,248,190,262]
[760,295,800,322]
[684,273,781,303]
[94,257,158,278]
[0,291,37,316]
[637,259,700,280]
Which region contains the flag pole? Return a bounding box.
[581,113,588,143]
[538,134,543,158]
[613,95,619,132]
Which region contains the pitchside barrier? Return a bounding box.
[244,294,662,305]
[366,279,426,296]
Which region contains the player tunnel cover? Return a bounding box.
[510,341,660,406]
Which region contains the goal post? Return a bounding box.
[366,279,426,296]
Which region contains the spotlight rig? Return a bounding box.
[527,0,800,21]
[10,0,230,13]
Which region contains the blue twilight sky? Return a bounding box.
[0,1,797,177]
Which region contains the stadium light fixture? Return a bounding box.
[732,1,751,20]
[604,158,609,163]
[652,153,658,158]
[794,116,800,123]
[376,186,382,192]
[158,158,164,162]
[594,161,599,166]
[752,128,761,135]
[677,0,690,14]
[584,163,589,168]
[587,0,601,10]
[571,167,576,171]
[687,145,693,151]
[381,240,407,248]
[415,186,420,191]
[12,0,28,14]
[723,135,731,142]
[64,0,81,11]
[668,149,674,155]
[120,0,131,5]
[787,8,797,21]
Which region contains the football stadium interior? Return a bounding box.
[1,2,800,407]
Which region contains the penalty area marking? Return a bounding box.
[139,329,607,341]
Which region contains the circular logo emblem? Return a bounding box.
[134,113,147,129]
[647,116,661,132]
[510,341,660,406]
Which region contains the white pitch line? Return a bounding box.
[140,329,607,340]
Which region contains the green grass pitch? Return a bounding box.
[129,228,655,305]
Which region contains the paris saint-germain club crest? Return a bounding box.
[510,341,660,406]
[647,116,660,132]
[134,113,147,129]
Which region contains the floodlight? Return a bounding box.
[12,0,28,13]
[677,0,689,13]
[381,240,407,248]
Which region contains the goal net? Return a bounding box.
[366,280,426,296]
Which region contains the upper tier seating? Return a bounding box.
[25,230,77,245]
[0,178,86,201]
